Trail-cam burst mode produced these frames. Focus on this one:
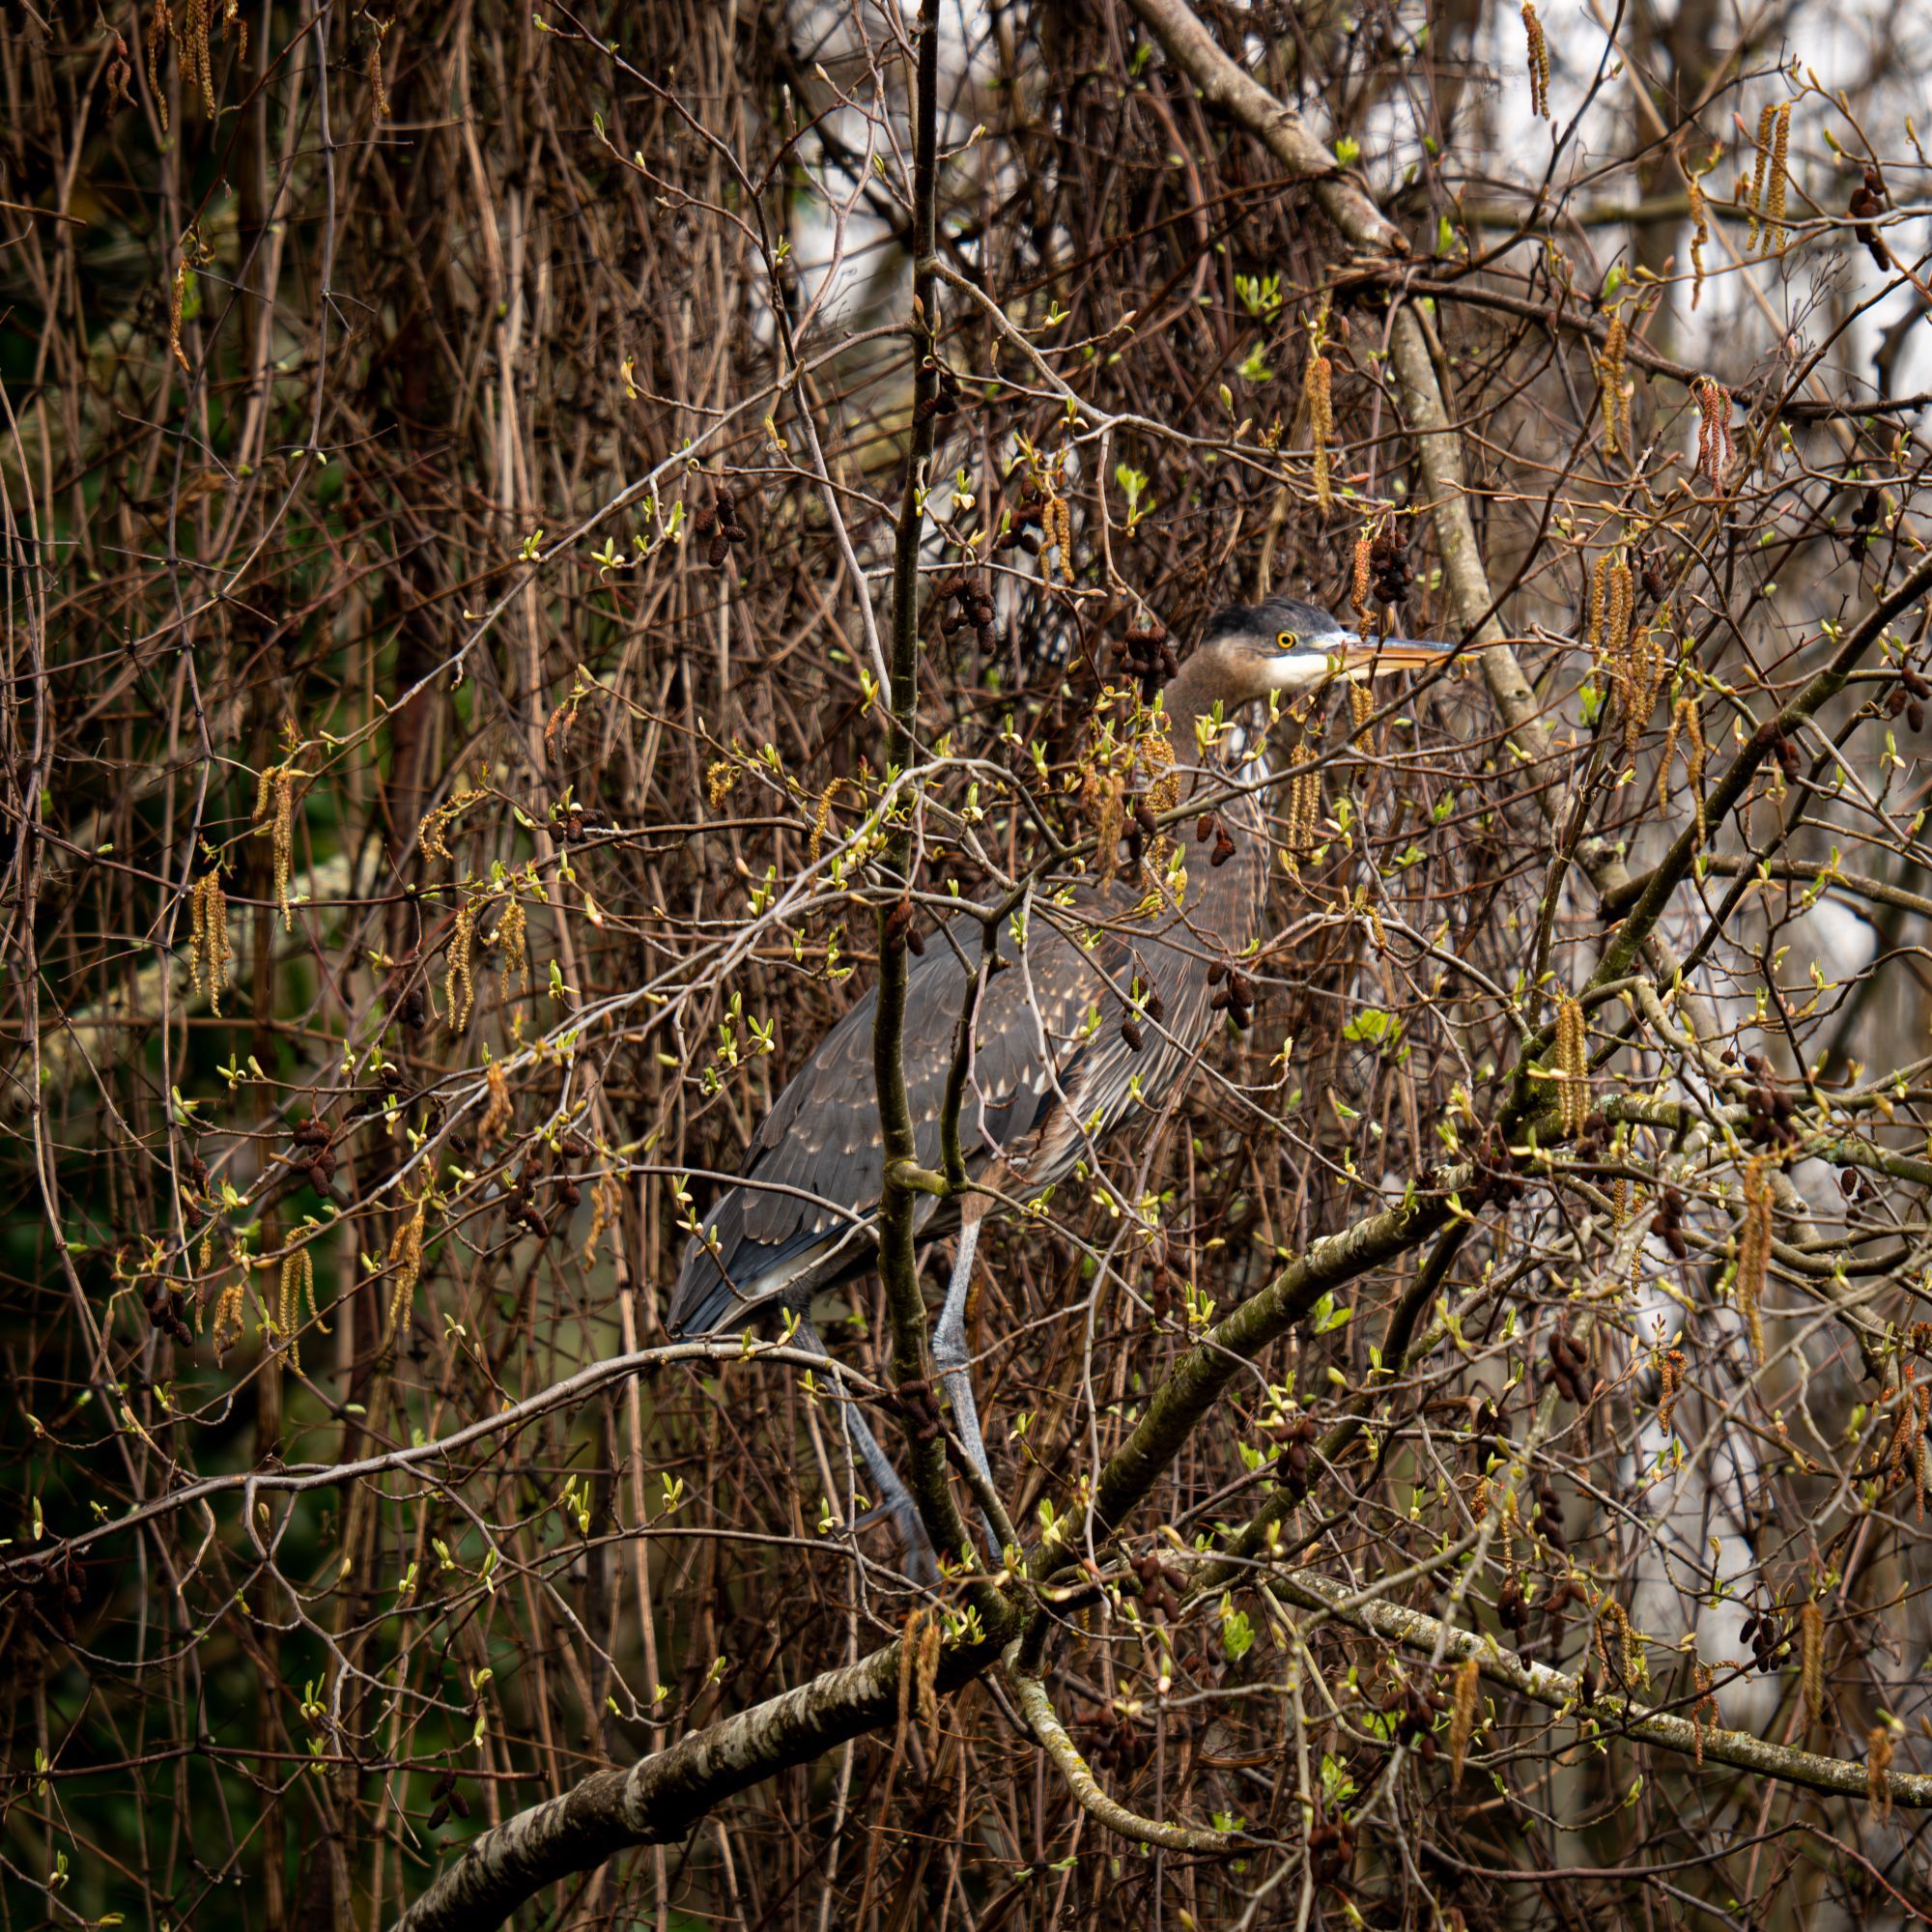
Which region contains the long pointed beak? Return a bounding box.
[1324,633,1457,678]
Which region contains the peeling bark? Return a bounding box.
[389,1633,999,1932]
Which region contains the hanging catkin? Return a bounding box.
[1799,1601,1826,1729]
[1694,378,1732,491]
[1746,100,1779,250]
[1286,742,1321,857]
[1738,1155,1773,1364]
[1449,1657,1481,1788]
[1688,176,1710,308]
[1553,996,1589,1134]
[1306,341,1334,514]
[187,872,233,1015]
[1596,316,1633,457]
[1587,552,1611,655]
[1764,102,1793,254]
[253,764,296,931]
[1520,2,1549,117]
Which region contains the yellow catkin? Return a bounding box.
[169,254,193,374]
[1918,1384,1930,1520]
[252,764,296,931]
[913,1608,943,1748]
[1041,455,1075,584]
[1553,995,1589,1134]
[145,0,173,130]
[1660,693,1708,838]
[211,1276,247,1361]
[1599,1599,1640,1688]
[706,758,737,809]
[1738,1154,1773,1364]
[445,901,477,1035]
[582,1169,625,1265]
[1886,1370,1921,1503]
[1765,102,1793,254]
[1606,559,1634,663]
[1286,742,1321,857]
[1694,378,1732,490]
[1747,101,1778,248]
[385,1197,428,1346]
[1870,1723,1896,1822]
[1597,317,1632,457]
[1082,766,1128,885]
[1688,177,1710,309]
[185,0,213,113]
[1622,617,1661,754]
[276,1246,325,1376]
[1307,350,1334,513]
[478,1060,513,1143]
[493,898,528,1003]
[1587,553,1611,655]
[367,14,390,119]
[1349,676,1375,738]
[1449,1658,1481,1788]
[187,872,233,1016]
[1607,563,1635,729]
[1521,1,1549,117]
[1691,1663,1718,1767]
[418,784,485,866]
[1137,726,1179,816]
[1657,1345,1685,1436]
[1800,1601,1826,1729]
[1683,696,1707,816]
[1350,531,1373,631]
[808,776,855,867]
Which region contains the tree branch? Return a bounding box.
[387,1628,1001,1932]
[1005,1640,1236,1853]
[1275,1565,1932,1807]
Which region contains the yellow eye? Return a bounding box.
[1276,630,1297,649]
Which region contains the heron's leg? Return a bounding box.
[797,1318,934,1582]
[931,1200,996,1504]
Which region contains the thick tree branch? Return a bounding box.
[387,1628,1001,1932]
[1275,1566,1932,1807]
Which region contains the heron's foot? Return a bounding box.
[932,1359,995,1484]
[973,1506,1003,1569]
[842,1401,939,1585]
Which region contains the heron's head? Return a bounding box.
[1191,597,1454,699]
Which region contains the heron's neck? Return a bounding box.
[1157,656,1233,751]
[1158,666,1271,814]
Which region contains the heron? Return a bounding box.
[668,598,1456,1563]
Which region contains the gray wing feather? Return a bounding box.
[668,880,1222,1333]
